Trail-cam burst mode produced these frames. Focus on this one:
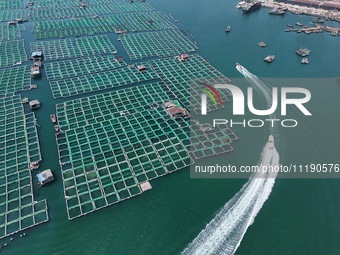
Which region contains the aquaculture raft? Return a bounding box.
[149,54,231,110]
[49,62,159,99]
[0,24,24,41]
[55,80,237,219]
[0,40,27,68]
[30,35,117,61]
[0,10,27,22]
[44,55,127,81]
[0,66,30,97]
[33,11,175,39]
[0,0,24,10]
[0,95,48,239]
[120,29,198,60]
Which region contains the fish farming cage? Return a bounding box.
[188,120,238,159]
[30,35,117,61]
[49,62,159,99]
[0,66,31,98]
[30,6,116,21]
[0,24,25,41]
[0,95,48,239]
[33,15,122,40]
[30,2,155,21]
[149,54,232,110]
[0,0,24,10]
[116,11,176,32]
[56,81,175,132]
[189,77,233,114]
[0,10,27,22]
[110,2,155,13]
[56,108,191,220]
[54,78,237,219]
[0,40,27,68]
[120,29,198,60]
[33,11,175,40]
[32,0,121,9]
[44,55,127,81]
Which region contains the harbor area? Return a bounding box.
[262,0,340,21]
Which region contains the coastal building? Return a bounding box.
[274,0,340,11]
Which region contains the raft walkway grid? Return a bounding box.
[0,95,48,239]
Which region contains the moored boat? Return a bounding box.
[296,48,310,57]
[264,55,275,63]
[50,114,57,123]
[258,41,267,47]
[301,58,309,64]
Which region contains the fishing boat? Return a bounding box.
[236,1,246,8]
[258,41,267,47]
[301,58,309,64]
[54,125,60,132]
[264,55,275,63]
[296,48,310,57]
[296,22,303,26]
[225,26,231,32]
[313,17,325,23]
[50,114,57,123]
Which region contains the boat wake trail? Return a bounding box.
[182,145,279,255]
[182,65,280,255]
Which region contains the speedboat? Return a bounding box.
[268,135,274,149]
[264,55,275,63]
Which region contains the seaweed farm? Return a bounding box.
[30,35,117,61]
[120,29,198,60]
[0,95,48,239]
[0,66,30,97]
[0,40,27,68]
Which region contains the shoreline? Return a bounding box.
[261,0,340,22]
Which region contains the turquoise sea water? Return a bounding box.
[3,0,340,254]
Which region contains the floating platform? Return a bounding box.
[30,35,117,61]
[0,95,48,239]
[49,62,159,98]
[0,40,27,68]
[33,11,175,39]
[0,66,31,97]
[44,55,127,81]
[1,24,24,42]
[0,0,24,10]
[54,77,236,220]
[149,54,232,110]
[120,29,198,60]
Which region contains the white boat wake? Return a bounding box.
[182,64,280,255]
[182,145,279,255]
